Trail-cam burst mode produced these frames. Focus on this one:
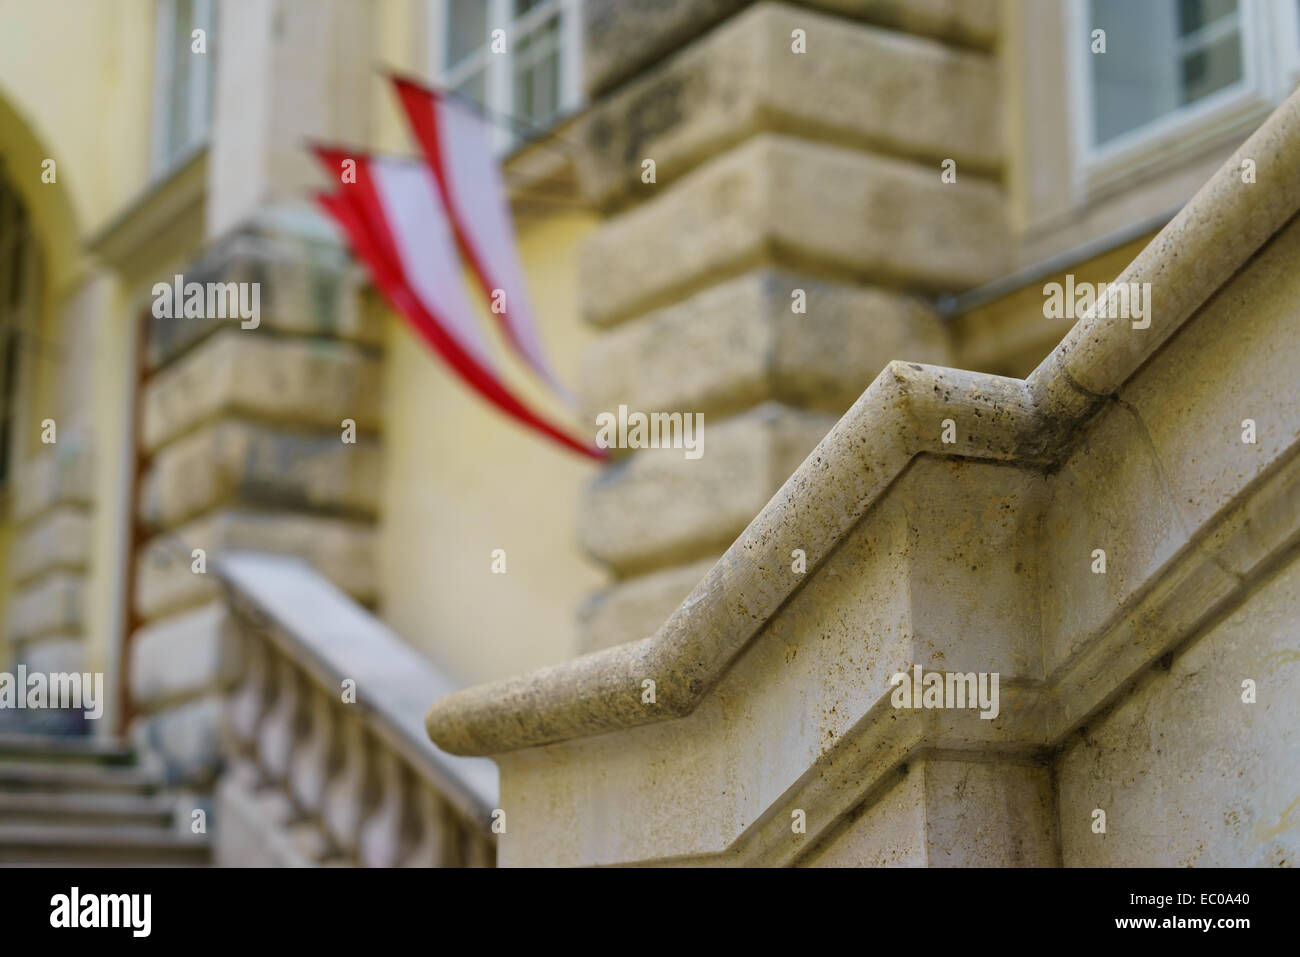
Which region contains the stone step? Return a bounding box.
[0,791,176,828]
[0,824,209,866]
[0,760,162,794]
[0,733,135,765]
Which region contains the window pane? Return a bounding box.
[1089,0,1243,147]
[1181,33,1242,103]
[453,68,488,109]
[447,0,488,68]
[513,16,561,127]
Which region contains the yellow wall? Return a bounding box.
[0,0,164,720]
[378,210,606,685]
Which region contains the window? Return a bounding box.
[1089,0,1244,146]
[433,0,583,153]
[151,0,217,175]
[1071,0,1298,184]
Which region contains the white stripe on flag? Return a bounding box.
[434,96,568,398]
[368,156,496,373]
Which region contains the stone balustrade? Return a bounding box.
[215,552,496,867]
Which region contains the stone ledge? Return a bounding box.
[581,269,948,421]
[579,2,1001,207]
[579,133,1006,327]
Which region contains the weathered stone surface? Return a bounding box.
[579,402,836,577]
[1121,213,1300,535]
[580,3,1001,205]
[6,573,86,643]
[577,557,718,653]
[1039,406,1188,674]
[146,230,379,371]
[583,0,998,99]
[11,440,94,525]
[14,636,85,676]
[139,419,381,531]
[135,510,377,620]
[130,602,242,708]
[10,506,92,584]
[805,759,1056,867]
[806,0,998,49]
[581,269,947,421]
[142,330,382,452]
[131,694,225,788]
[582,0,751,97]
[579,133,1005,326]
[1057,555,1300,867]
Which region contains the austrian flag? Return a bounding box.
[311,77,602,460]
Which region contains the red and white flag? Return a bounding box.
[391,75,574,405]
[311,145,602,460]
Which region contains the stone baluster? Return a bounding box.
[224,632,273,756]
[321,713,373,859]
[256,653,304,785]
[402,790,455,867]
[358,749,414,867]
[290,688,339,815]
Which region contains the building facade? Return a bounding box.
[0,0,1297,866]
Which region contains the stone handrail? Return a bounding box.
[216,551,496,866]
[426,85,1300,758]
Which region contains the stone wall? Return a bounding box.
[424,91,1300,866]
[572,1,1005,651]
[127,226,383,785]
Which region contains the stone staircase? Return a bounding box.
[0,733,211,866]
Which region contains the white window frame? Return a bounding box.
[1280,0,1300,89]
[1067,0,1292,195]
[429,0,584,155]
[150,0,215,177]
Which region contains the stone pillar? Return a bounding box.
[3,269,111,732]
[573,1,1006,650]
[127,221,383,785]
[123,0,378,786]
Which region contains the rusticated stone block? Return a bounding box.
[146,230,379,370]
[807,0,998,49]
[583,0,751,97]
[134,509,377,621]
[579,402,836,577]
[139,419,382,531]
[142,329,382,452]
[14,636,85,676]
[581,269,947,421]
[11,440,94,525]
[130,693,225,788]
[577,557,719,652]
[579,2,1001,206]
[6,573,86,643]
[129,602,242,708]
[10,506,92,584]
[579,133,1005,326]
